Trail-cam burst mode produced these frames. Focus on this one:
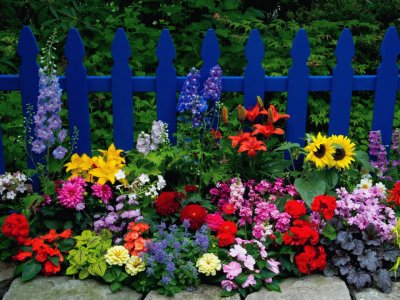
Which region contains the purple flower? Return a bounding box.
[368,130,389,178]
[201,65,222,102]
[52,146,67,159]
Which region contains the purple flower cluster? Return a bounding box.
[368,130,389,178]
[176,65,222,128]
[32,68,67,159]
[391,128,400,167]
[335,184,396,241]
[210,178,296,240]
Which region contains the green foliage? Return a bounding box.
[66,229,112,279]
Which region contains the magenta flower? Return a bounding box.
[221,280,238,292]
[223,261,242,279]
[91,183,113,203]
[57,177,86,209]
[205,213,224,231]
[242,274,257,288]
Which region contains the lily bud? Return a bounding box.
[237,104,246,121]
[257,96,264,108]
[221,106,229,125]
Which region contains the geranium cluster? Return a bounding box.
[0,171,31,201]
[176,65,222,128]
[221,238,279,297]
[123,222,150,256]
[136,120,169,155]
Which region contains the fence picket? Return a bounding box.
[244,29,265,108]
[156,29,177,143]
[328,29,355,136]
[65,28,91,155]
[17,26,40,169]
[372,26,400,149]
[200,29,220,84]
[111,28,133,151]
[286,29,310,147]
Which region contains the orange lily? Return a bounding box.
[238,137,267,157]
[252,123,285,138]
[245,103,267,122]
[267,105,290,124]
[228,132,251,148]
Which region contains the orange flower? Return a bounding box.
[238,137,267,157]
[210,129,222,139]
[43,259,61,276]
[267,105,290,124]
[245,103,267,122]
[252,123,285,138]
[228,132,251,148]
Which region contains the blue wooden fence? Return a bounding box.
[0,26,399,173]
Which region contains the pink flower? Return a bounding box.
[229,244,247,261]
[242,274,256,288]
[264,278,272,284]
[221,280,238,292]
[243,254,256,271]
[91,183,113,203]
[267,258,280,274]
[57,177,86,209]
[205,213,224,231]
[223,261,242,279]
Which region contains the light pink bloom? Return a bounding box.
[221,280,238,291]
[229,244,247,261]
[267,258,280,274]
[242,274,256,288]
[91,183,113,203]
[264,278,272,284]
[243,254,256,271]
[223,261,242,279]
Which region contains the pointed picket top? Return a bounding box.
[379,26,400,61]
[65,28,85,61]
[17,26,39,60]
[245,29,264,63]
[200,29,220,81]
[112,28,131,60]
[157,29,176,63]
[290,29,310,65]
[334,28,355,63]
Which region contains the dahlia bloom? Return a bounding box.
[57,177,86,210]
[91,183,113,203]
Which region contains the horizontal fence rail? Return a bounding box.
[0,26,399,173]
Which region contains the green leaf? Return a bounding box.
[235,273,248,286]
[110,281,122,292]
[103,270,117,283]
[322,223,337,240]
[88,261,107,277]
[323,170,338,190]
[294,175,326,207]
[66,264,79,275]
[21,261,42,282]
[356,150,373,171]
[275,142,300,151]
[48,256,60,266]
[79,268,89,280]
[265,282,281,292]
[73,250,86,265]
[43,219,59,230]
[58,238,75,252]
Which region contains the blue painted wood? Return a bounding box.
[0,126,4,173]
[328,29,355,136]
[111,28,133,151]
[286,29,310,147]
[244,29,265,108]
[17,26,40,170]
[156,29,177,144]
[372,26,400,149]
[65,28,91,155]
[200,29,220,84]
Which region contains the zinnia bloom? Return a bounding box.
[284,200,306,219]
[184,185,198,193]
[196,253,222,276]
[104,246,130,266]
[205,213,224,231]
[329,135,356,170]
[180,204,207,230]
[311,195,337,220]
[238,137,267,157]
[304,133,335,169]
[125,256,146,276]
[388,181,400,206]
[91,183,113,203]
[218,221,238,235]
[216,232,235,247]
[222,203,235,215]
[155,192,181,216]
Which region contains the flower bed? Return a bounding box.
[0,36,399,299]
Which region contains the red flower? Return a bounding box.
[388,182,400,206]
[13,251,33,261]
[210,129,222,140]
[245,103,267,122]
[295,245,326,274]
[228,132,251,148]
[155,192,181,216]
[216,232,235,247]
[222,203,235,215]
[180,204,207,230]
[238,137,267,157]
[283,220,319,246]
[252,123,285,138]
[311,195,337,220]
[184,185,198,193]
[284,200,306,219]
[218,221,238,235]
[1,213,30,243]
[205,214,224,231]
[266,105,290,124]
[42,259,61,276]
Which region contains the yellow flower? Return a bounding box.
[125,256,146,276]
[65,153,94,180]
[304,133,335,169]
[196,253,221,276]
[89,157,119,185]
[64,153,83,176]
[104,246,130,266]
[98,143,125,167]
[329,135,356,170]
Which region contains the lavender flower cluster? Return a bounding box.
[176,65,222,128]
[368,130,390,179]
[136,120,169,155]
[144,222,209,289]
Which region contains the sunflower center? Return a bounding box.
[333,148,346,161]
[313,145,326,158]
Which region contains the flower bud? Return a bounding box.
[257,96,264,108]
[237,104,246,121]
[221,106,229,125]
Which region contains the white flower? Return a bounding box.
[138,174,150,185]
[357,178,372,190]
[156,175,166,190]
[6,191,16,200]
[128,193,137,201]
[16,184,27,193]
[375,182,386,194]
[115,169,126,180]
[229,244,247,261]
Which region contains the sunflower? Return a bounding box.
[304,133,335,169]
[329,135,355,170]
